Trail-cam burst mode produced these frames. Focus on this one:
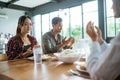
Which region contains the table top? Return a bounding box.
[0,56,90,80]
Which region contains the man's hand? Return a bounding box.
[62,37,69,45]
[67,37,75,48]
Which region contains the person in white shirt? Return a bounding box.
[86,0,120,80]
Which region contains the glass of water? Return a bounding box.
[33,46,42,64]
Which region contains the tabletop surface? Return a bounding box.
[0,56,90,80]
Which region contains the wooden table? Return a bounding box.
[0,57,90,80]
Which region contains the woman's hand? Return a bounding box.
[22,47,33,58]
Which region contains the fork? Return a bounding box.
[68,69,80,76]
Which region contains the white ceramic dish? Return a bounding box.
[76,65,88,74]
[54,53,80,63]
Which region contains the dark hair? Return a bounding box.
[16,15,31,47]
[52,17,62,26]
[112,0,120,17]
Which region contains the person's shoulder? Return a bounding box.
[9,36,17,41]
[45,31,51,35]
[43,31,51,37]
[7,36,17,44]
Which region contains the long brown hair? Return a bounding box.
[16,15,31,47]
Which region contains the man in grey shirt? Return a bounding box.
[42,17,74,54]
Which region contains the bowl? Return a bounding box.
[54,49,80,63]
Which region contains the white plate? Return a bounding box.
[76,65,88,74]
[42,55,51,60]
[27,55,51,60]
[76,65,90,79]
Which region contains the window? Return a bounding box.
[33,0,98,46]
[116,18,120,34]
[59,9,70,37]
[106,0,115,37]
[50,11,59,29]
[83,1,98,39]
[42,14,50,35]
[33,15,42,45]
[106,0,120,37]
[70,6,82,47]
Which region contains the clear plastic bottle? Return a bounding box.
[0,33,8,53]
[74,39,90,61]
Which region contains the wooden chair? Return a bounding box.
[0,53,8,61]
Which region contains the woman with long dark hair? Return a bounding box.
[6,15,38,60]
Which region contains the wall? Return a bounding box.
[0,8,25,35]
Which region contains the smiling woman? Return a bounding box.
[6,15,39,60]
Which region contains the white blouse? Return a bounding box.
[87,33,120,80]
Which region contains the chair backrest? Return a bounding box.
[0,53,8,61]
[105,37,114,43]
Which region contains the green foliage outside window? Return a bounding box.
[61,25,82,47]
[71,25,82,39]
[107,22,115,36]
[107,18,120,36]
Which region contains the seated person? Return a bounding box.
[6,15,39,60]
[86,0,120,79]
[42,17,75,54]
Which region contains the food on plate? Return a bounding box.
[59,49,80,57]
[54,49,80,63]
[42,54,51,60]
[80,65,86,70]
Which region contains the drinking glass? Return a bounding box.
[33,47,42,64]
